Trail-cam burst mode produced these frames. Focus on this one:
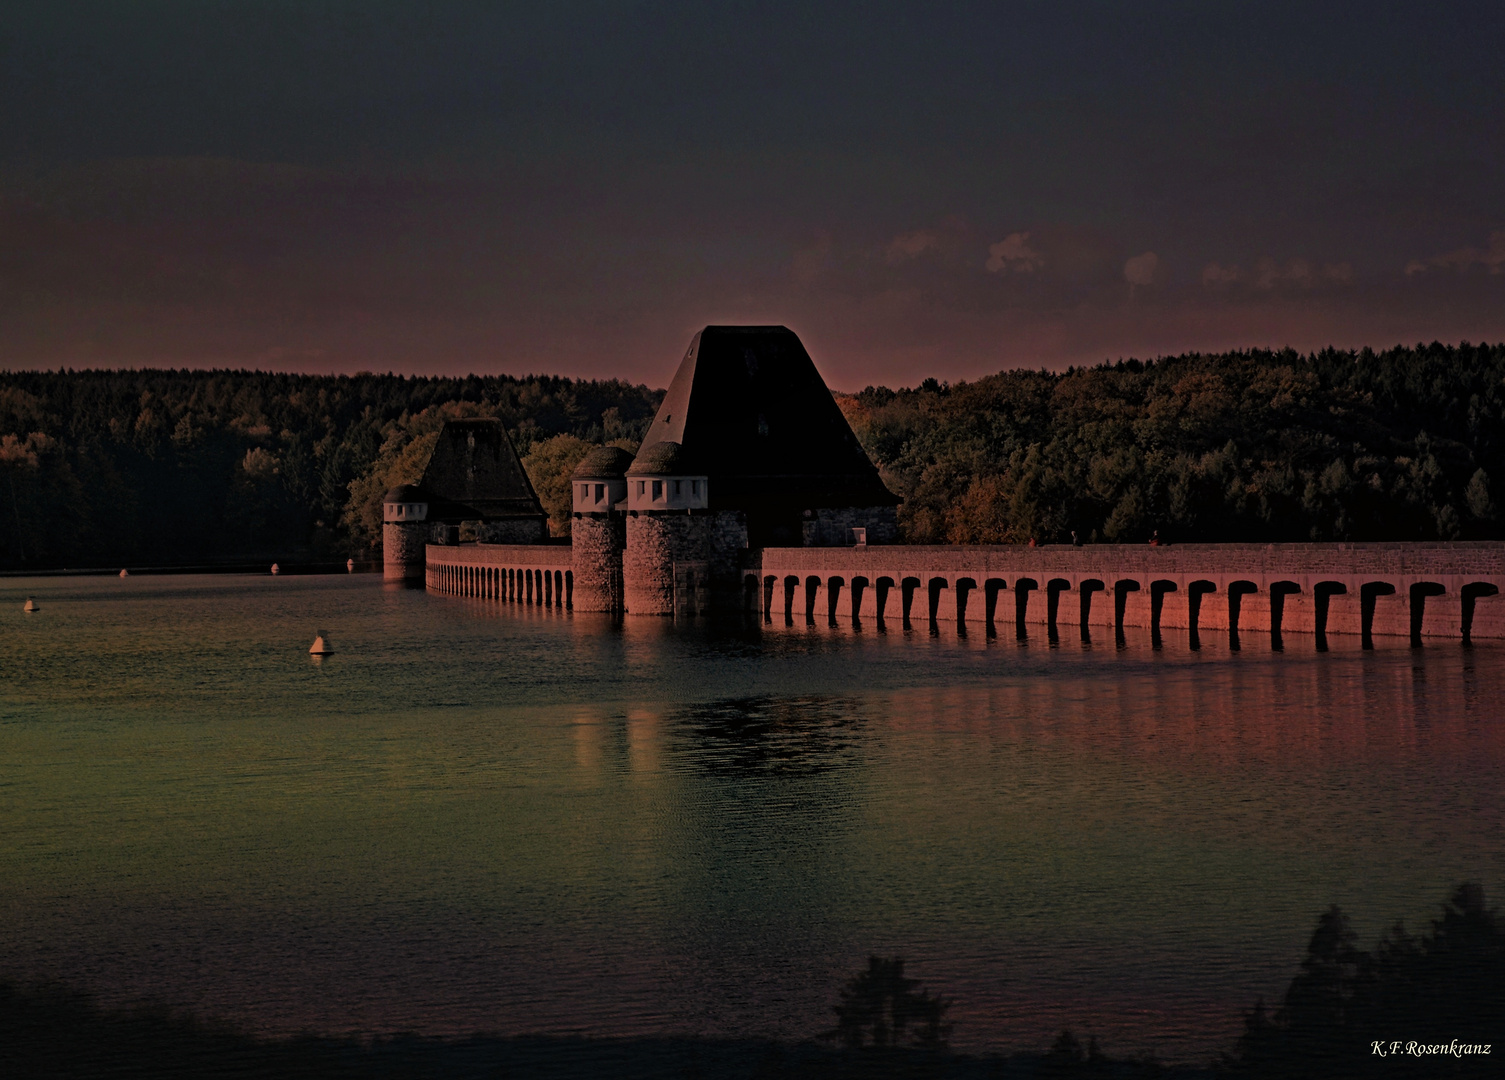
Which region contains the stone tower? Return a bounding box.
[623,441,713,615]
[381,418,548,580]
[569,445,633,611]
[382,484,430,581]
[616,325,899,614]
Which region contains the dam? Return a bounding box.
[424,539,1504,645]
[398,326,1505,644]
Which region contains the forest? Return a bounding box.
[0,370,661,569]
[1,341,1502,570]
[840,341,1505,546]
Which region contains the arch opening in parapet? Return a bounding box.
[827,577,845,626]
[1461,582,1499,643]
[926,577,949,625]
[1408,581,1446,646]
[1359,581,1398,648]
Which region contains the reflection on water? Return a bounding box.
[668,697,867,777]
[0,574,1502,1064]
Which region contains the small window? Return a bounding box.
[652,480,663,500]
[691,480,699,496]
[595,483,604,502]
[637,481,645,496]
[674,480,681,495]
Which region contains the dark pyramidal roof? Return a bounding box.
[631,326,897,509]
[418,418,546,521]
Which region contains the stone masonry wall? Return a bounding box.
[571,513,625,612]
[707,510,749,610]
[801,505,900,547]
[382,520,429,580]
[624,511,711,616]
[475,518,548,544]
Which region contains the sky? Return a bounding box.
[2,1,1503,389]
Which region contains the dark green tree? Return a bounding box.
[826,957,953,1051]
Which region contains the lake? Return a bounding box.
[1,573,1501,1065]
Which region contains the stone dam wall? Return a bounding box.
[424,540,1505,643]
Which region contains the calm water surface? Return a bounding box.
[1,574,1501,1063]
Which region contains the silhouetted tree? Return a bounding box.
[1221,883,1503,1078]
[826,957,953,1051]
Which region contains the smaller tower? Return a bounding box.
[383,484,430,582]
[623,442,712,615]
[569,446,634,611]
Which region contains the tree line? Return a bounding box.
[0,369,661,569]
[2,342,1502,569]
[838,341,1505,545]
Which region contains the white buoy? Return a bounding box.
[119,568,129,578]
[309,632,333,655]
[23,597,39,613]
[346,558,355,573]
[270,563,280,576]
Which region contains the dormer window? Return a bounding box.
[652,480,663,501]
[595,484,604,502]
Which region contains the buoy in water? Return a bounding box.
[270,563,280,576]
[23,597,39,612]
[119,568,129,578]
[346,558,355,573]
[309,633,333,655]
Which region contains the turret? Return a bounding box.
[382,484,430,582]
[569,446,634,611]
[623,442,713,615]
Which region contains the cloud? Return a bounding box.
[1206,258,1351,290]
[986,232,1043,273]
[886,229,941,265]
[1405,230,1505,276]
[1202,262,1243,287]
[1253,256,1353,290]
[1123,251,1160,287]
